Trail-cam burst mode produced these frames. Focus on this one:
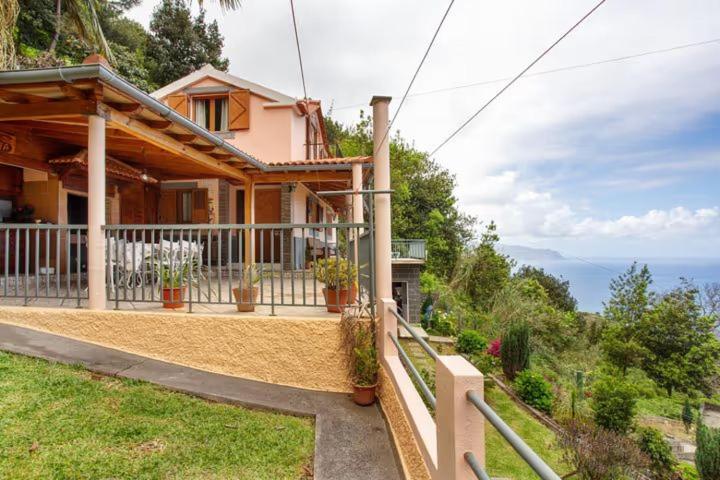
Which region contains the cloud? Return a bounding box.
[464,171,719,240]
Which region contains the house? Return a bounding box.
[0,57,369,293]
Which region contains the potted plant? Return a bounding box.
[340,309,379,406]
[315,257,358,313]
[232,264,260,312]
[159,260,189,309]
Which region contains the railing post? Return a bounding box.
[371,96,393,307]
[87,114,106,310]
[436,356,485,480]
[378,298,399,363]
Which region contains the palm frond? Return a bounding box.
[0,0,19,69]
[63,0,114,64]
[195,0,242,11]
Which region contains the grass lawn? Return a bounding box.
[0,352,315,480]
[484,385,569,479]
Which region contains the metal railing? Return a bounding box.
[103,222,371,314]
[466,390,561,480]
[391,239,426,260]
[388,307,560,480]
[0,224,88,306]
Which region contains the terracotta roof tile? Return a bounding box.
[265,156,372,167]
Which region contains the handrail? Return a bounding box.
[388,331,436,409]
[464,452,491,480]
[390,308,439,361]
[467,390,561,480]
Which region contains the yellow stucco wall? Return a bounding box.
[0,306,352,393]
[378,366,433,480]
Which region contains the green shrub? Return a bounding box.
[471,353,499,374]
[456,330,487,355]
[591,376,637,434]
[696,420,720,480]
[635,426,676,479]
[500,321,530,381]
[677,463,700,480]
[429,311,456,336]
[514,370,554,414]
[682,398,694,433]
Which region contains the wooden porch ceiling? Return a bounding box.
[0,77,354,196]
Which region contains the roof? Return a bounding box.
[48,149,158,184]
[266,156,372,167]
[151,64,297,104]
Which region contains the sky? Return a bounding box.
[128,0,720,259]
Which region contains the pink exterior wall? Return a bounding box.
[160,76,306,165]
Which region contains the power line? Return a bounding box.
[374,0,456,156]
[429,0,610,157]
[289,0,308,100]
[333,37,720,111]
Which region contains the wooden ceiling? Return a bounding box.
[0,77,353,201]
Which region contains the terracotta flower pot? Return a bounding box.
[352,383,377,406]
[233,286,259,312]
[323,287,349,313]
[162,286,186,309]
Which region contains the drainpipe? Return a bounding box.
[87,114,106,310]
[371,96,392,304]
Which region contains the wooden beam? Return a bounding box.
[168,133,197,143]
[210,153,232,160]
[0,100,97,121]
[142,119,172,129]
[100,103,249,182]
[107,102,143,116]
[192,144,215,152]
[60,84,89,100]
[0,88,49,104]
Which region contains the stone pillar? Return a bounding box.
[87,114,106,310]
[371,96,392,305]
[352,161,364,227]
[243,180,255,265]
[378,297,399,363]
[436,356,485,479]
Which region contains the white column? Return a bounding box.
[352,161,364,227]
[87,114,106,310]
[371,96,392,304]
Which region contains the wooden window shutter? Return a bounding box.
[159,191,176,224]
[167,94,188,118]
[228,90,250,130]
[191,188,209,223]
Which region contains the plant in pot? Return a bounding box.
[232,264,260,312]
[340,308,378,405]
[158,260,189,309]
[315,257,358,312]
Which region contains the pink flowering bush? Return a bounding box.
[487,338,501,358]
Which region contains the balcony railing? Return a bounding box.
[391,239,426,261]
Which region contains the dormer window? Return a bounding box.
[192,96,228,132]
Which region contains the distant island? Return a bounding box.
[498,244,566,262]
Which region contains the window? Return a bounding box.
[180,191,192,223]
[193,96,228,132]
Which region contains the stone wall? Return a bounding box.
[0,306,353,392]
[392,263,424,323]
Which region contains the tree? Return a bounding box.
[700,282,720,329]
[515,265,577,312]
[560,420,649,480]
[603,262,653,327]
[326,114,474,280]
[636,284,720,396]
[591,376,637,434]
[695,420,720,480]
[600,324,647,376]
[146,0,229,87]
[500,321,530,381]
[451,222,511,311]
[682,398,694,433]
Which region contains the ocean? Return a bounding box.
[515,257,720,313]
